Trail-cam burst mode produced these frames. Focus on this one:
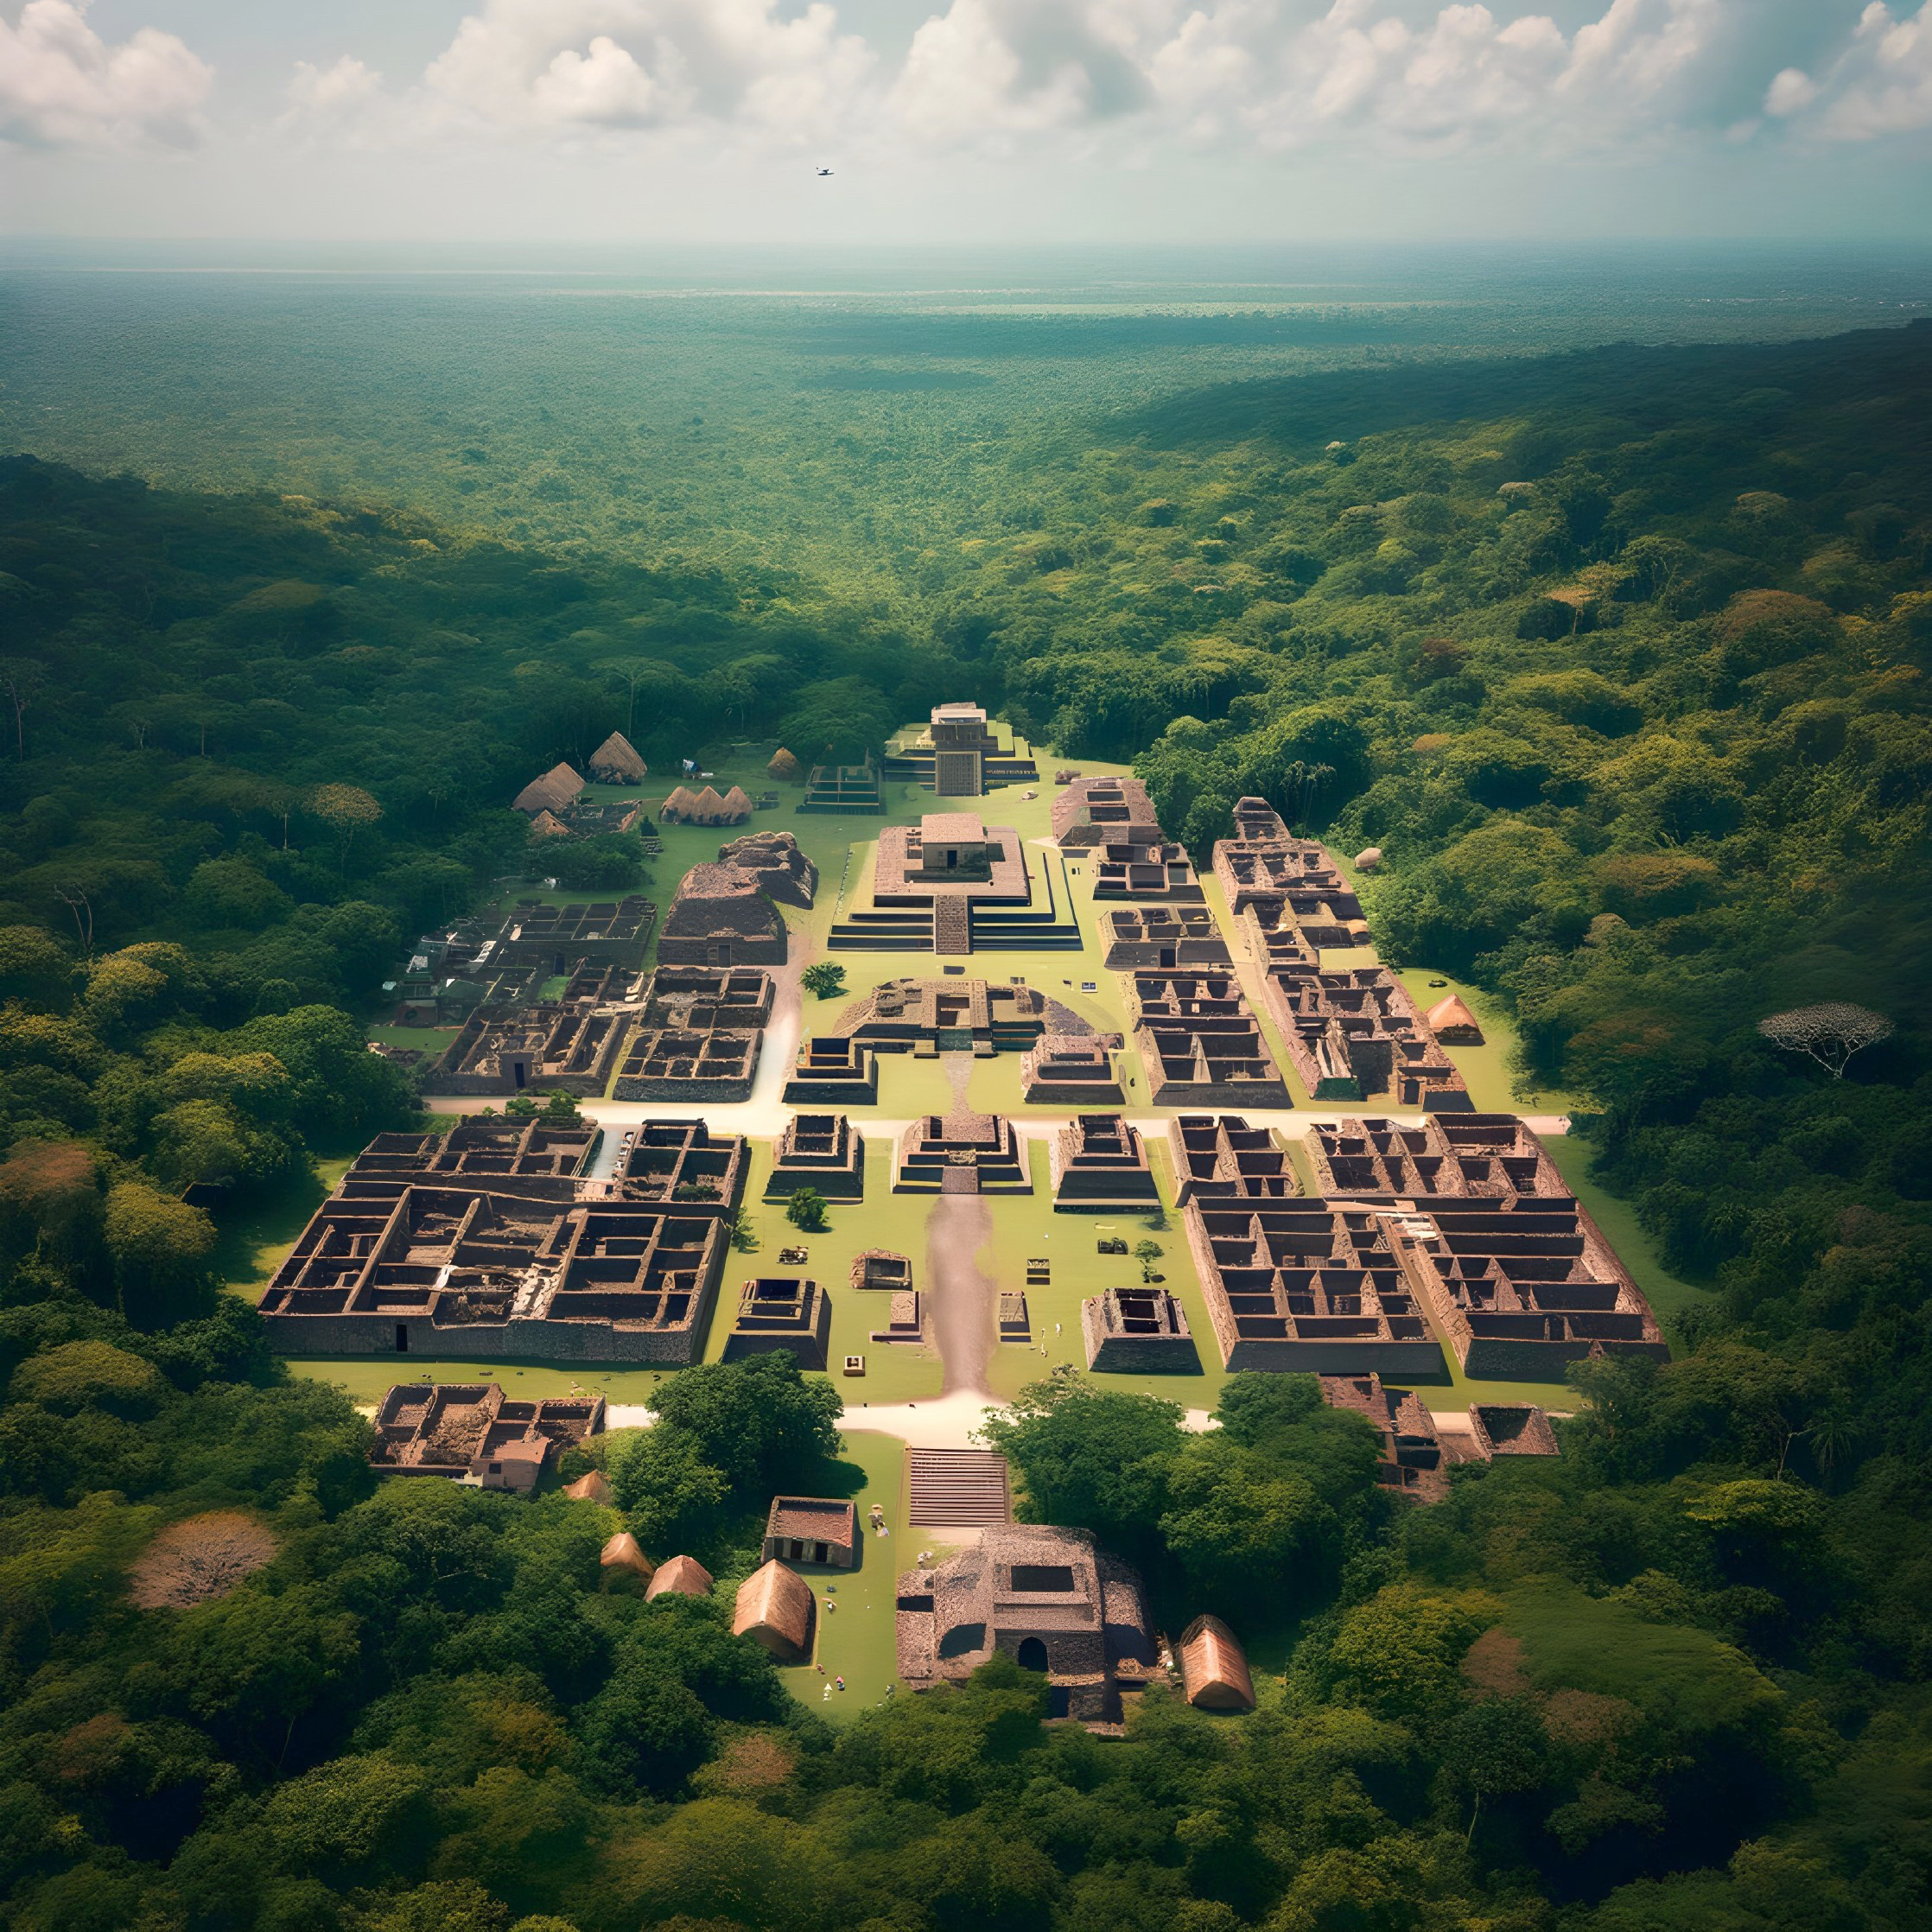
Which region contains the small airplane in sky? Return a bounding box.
[817,166,834,177]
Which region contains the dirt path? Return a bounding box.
[926,1190,996,1396]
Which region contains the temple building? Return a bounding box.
[885,702,1040,796]
[896,1525,1157,1732]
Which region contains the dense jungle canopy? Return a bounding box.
[0,315,1929,1931]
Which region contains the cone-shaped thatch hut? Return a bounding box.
[528,810,569,839]
[645,1554,715,1600]
[589,732,648,784]
[1178,1614,1255,1711]
[733,1559,815,1662]
[1425,994,1484,1044]
[564,1471,613,1505]
[660,785,702,823]
[691,785,728,822]
[767,747,802,781]
[600,1532,654,1586]
[513,762,585,817]
[719,785,753,823]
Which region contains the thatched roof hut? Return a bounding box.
[1425,994,1484,1045]
[589,732,648,784]
[660,785,702,823]
[645,1554,715,1600]
[1178,1613,1255,1711]
[720,785,753,823]
[733,1559,815,1662]
[600,1532,654,1586]
[563,1470,613,1505]
[767,747,802,781]
[513,762,585,817]
[691,785,728,823]
[528,810,570,839]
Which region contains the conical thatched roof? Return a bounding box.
[767,747,802,781]
[732,1559,815,1662]
[600,1531,654,1585]
[1179,1614,1255,1711]
[645,1554,714,1600]
[589,731,648,783]
[513,761,584,817]
[563,1471,613,1504]
[528,810,569,839]
[720,785,753,823]
[1425,994,1484,1044]
[691,785,728,822]
[661,785,702,822]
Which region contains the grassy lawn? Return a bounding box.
[719,1139,945,1404]
[213,1153,354,1298]
[772,1427,912,1719]
[1546,1133,1710,1322]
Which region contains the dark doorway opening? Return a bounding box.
[1016,1636,1049,1674]
[396,1325,410,1353]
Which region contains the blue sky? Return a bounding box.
[3,1,1929,243]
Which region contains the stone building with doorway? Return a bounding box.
[895,1525,1157,1732]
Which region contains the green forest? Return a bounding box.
[2,310,1929,1930]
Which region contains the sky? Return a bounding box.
[1,0,1929,245]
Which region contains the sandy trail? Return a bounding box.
[927,1191,996,1396]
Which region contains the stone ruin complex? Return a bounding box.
[1166,1115,1299,1206]
[610,1119,750,1212]
[1020,1033,1124,1105]
[1308,1114,1564,1202]
[1262,964,1471,1111]
[425,974,638,1098]
[723,1275,832,1370]
[896,1525,1156,1732]
[1050,775,1165,849]
[1082,1288,1200,1373]
[783,1035,880,1105]
[797,754,883,815]
[716,829,818,907]
[658,863,789,967]
[766,1113,867,1201]
[1090,838,1204,902]
[1182,1200,1441,1375]
[1103,906,1231,970]
[831,811,1079,956]
[885,702,1039,796]
[762,1497,859,1570]
[1049,1114,1160,1211]
[894,1110,1031,1193]
[1309,1116,1665,1377]
[341,1118,601,1204]
[833,977,1084,1058]
[1128,971,1292,1107]
[369,1382,604,1491]
[613,965,773,1102]
[261,1129,734,1363]
[1317,1371,1560,1504]
[1318,1371,1452,1503]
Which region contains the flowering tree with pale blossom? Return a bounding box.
[1757,1003,1893,1079]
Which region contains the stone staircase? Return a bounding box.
[932,896,973,955]
[906,1449,1012,1527]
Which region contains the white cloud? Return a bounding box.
[1807,3,1932,139]
[1764,66,1817,116]
[0,0,211,147]
[416,0,871,139]
[265,0,1932,162]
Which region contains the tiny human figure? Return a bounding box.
[836,1676,845,1691]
